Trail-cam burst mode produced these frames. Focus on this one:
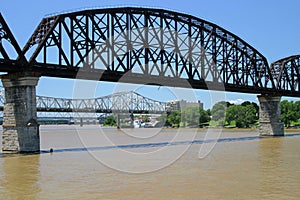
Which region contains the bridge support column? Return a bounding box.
[1,74,40,153]
[116,114,121,129]
[130,112,134,128]
[257,95,284,136]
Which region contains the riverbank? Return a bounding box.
[34,124,300,133]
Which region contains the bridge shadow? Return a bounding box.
[39,133,300,154]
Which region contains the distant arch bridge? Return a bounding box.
[0,88,166,114]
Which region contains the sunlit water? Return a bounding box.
[0,125,299,199]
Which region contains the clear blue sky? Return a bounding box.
[1,0,300,109]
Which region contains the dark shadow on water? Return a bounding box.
[37,133,300,154]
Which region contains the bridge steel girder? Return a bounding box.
[19,7,285,96]
[0,13,27,71]
[269,55,300,96]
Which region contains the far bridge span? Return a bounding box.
[0,89,166,114]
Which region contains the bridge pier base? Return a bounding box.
[116,114,121,129]
[257,95,284,136]
[130,112,134,128]
[1,74,40,153]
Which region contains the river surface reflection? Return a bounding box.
[0,125,299,199]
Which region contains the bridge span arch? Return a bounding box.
[18,7,276,94]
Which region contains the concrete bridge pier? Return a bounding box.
[116,114,121,129]
[257,95,284,136]
[1,73,40,153]
[130,112,134,128]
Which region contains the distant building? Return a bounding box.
[166,100,203,111]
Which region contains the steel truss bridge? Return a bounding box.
[0,88,166,117]
[0,7,300,97]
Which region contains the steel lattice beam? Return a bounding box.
[269,55,300,96]
[0,87,166,114]
[0,8,299,97]
[19,7,279,95]
[0,13,27,69]
[35,91,166,113]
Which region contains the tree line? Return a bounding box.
[158,100,300,128]
[103,100,300,128]
[162,101,258,128]
[280,100,300,127]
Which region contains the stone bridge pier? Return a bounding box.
[257,95,284,136]
[1,73,40,153]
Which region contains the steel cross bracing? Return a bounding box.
[35,91,166,113]
[19,7,272,94]
[269,55,300,96]
[0,13,27,66]
[0,88,166,114]
[0,7,300,97]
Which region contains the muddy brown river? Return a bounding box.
[0,125,299,199]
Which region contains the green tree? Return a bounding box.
[294,101,300,120]
[225,105,240,125]
[182,107,200,127]
[206,109,211,117]
[199,108,211,124]
[167,110,181,127]
[242,101,259,119]
[281,100,298,127]
[244,104,258,125]
[103,115,116,126]
[211,101,227,126]
[226,103,258,128]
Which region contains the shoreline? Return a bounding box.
[36,124,300,133]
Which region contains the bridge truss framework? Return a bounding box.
[0,88,167,116]
[0,7,299,96]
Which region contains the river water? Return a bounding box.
[0,125,299,199]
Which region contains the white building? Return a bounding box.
[166,100,203,111]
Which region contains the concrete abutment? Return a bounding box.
[1,73,40,153]
[257,95,284,136]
